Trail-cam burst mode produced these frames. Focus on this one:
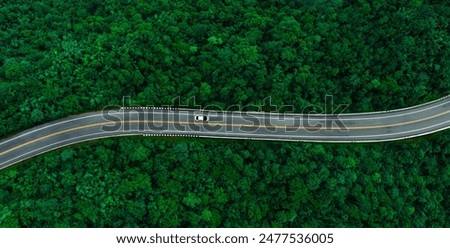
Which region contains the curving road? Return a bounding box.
[0,96,449,170]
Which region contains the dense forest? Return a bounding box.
[0,0,449,227]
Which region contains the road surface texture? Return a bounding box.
[0,96,449,170]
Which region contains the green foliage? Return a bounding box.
[0,0,449,227]
[0,134,449,228]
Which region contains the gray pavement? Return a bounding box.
[0,96,449,170]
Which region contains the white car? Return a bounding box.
[195,115,209,121]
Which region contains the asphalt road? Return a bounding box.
[0,96,449,170]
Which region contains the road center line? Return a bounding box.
[1,109,449,157]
